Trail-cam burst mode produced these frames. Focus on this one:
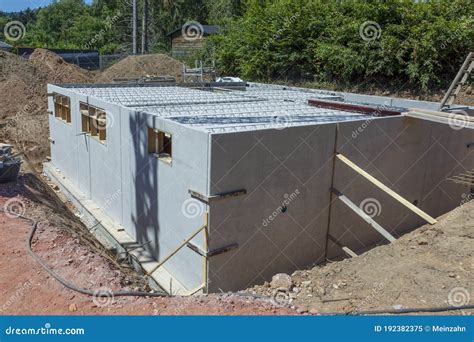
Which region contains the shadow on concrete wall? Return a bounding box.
[129,112,160,259]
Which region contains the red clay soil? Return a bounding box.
[0,174,295,315]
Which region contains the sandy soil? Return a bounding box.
[0,50,93,170]
[248,201,474,315]
[0,173,293,315]
[0,172,472,315]
[96,53,183,83]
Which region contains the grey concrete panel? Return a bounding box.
[207,124,337,292]
[126,112,209,290]
[326,116,471,259]
[420,122,474,216]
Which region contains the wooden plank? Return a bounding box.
[342,246,358,258]
[147,223,206,275]
[407,108,474,122]
[336,154,438,225]
[327,234,358,258]
[308,99,402,116]
[332,188,396,242]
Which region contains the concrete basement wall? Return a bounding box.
[48,85,209,292]
[207,124,338,292]
[122,111,209,291]
[206,115,472,292]
[327,116,473,258]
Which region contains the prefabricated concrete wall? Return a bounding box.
[123,111,209,291]
[326,116,473,259]
[47,85,80,191]
[206,115,472,291]
[207,124,337,292]
[48,86,210,292]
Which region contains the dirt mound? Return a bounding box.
[248,200,474,315]
[97,53,183,83]
[0,50,93,170]
[29,48,92,84]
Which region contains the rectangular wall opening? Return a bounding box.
[148,128,172,163]
[54,94,71,123]
[79,102,107,143]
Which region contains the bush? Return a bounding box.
[210,0,474,91]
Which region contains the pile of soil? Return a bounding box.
[29,48,93,84]
[96,53,183,83]
[0,49,93,170]
[248,200,474,315]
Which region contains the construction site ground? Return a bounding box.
[0,49,472,315]
[0,171,472,315]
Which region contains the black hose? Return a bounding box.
[328,305,474,316]
[3,208,168,298]
[4,208,474,313]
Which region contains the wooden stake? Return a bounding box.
[336,154,437,225]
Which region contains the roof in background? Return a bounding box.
[166,25,220,38]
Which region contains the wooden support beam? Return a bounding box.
[147,223,206,275]
[308,99,402,116]
[332,188,396,242]
[342,246,358,258]
[328,234,358,258]
[336,154,438,225]
[189,189,247,204]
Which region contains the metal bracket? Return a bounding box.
[187,241,239,257]
[189,189,247,205]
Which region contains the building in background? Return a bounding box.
[167,25,219,58]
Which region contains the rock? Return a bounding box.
[448,272,456,278]
[392,304,403,309]
[301,280,312,287]
[270,273,293,290]
[417,239,428,245]
[309,308,318,315]
[68,303,77,312]
[296,308,308,314]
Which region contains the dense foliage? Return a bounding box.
[1,0,472,90]
[0,0,237,54]
[211,0,474,90]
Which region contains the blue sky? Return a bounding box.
[1,0,93,12]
